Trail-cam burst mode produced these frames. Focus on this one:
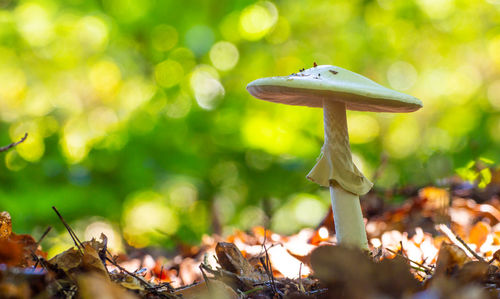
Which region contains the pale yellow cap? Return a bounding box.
[247,65,422,113]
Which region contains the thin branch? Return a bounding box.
[52,206,84,255]
[436,224,486,262]
[0,133,28,153]
[36,226,52,247]
[385,248,433,274]
[261,229,279,297]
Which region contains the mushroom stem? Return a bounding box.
[330,183,368,249]
[322,100,368,249]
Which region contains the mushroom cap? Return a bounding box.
[247,65,423,113]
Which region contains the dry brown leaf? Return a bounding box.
[48,247,82,274]
[81,242,108,277]
[79,273,138,299]
[311,245,419,298]
[173,280,238,299]
[455,261,490,284]
[215,242,265,281]
[119,275,145,291]
[434,243,472,276]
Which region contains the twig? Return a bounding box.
[436,224,486,262]
[262,229,279,297]
[298,263,305,293]
[36,226,52,246]
[0,133,28,153]
[385,248,433,274]
[31,226,52,270]
[105,253,154,290]
[52,206,84,255]
[199,264,211,292]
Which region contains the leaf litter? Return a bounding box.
[1,170,500,298]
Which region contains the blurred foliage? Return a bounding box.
[0,0,500,250]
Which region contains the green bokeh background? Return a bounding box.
[1,0,499,251]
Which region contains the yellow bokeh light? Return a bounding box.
[348,114,380,144]
[416,0,454,19]
[51,89,84,114]
[88,107,118,137]
[169,47,196,72]
[0,66,26,104]
[383,115,420,159]
[15,3,53,46]
[265,17,290,44]
[242,113,293,155]
[9,122,45,162]
[154,59,184,88]
[167,181,198,209]
[489,35,500,67]
[84,220,124,253]
[118,77,156,116]
[16,134,45,162]
[122,191,179,247]
[61,117,91,164]
[446,65,482,102]
[488,80,500,110]
[23,86,53,117]
[239,1,278,41]
[5,150,27,171]
[40,116,60,138]
[209,41,239,71]
[387,61,418,91]
[292,194,325,226]
[165,92,192,119]
[89,60,121,100]
[76,16,109,52]
[190,65,224,110]
[151,24,178,52]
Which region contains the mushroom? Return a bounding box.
[246,65,423,249]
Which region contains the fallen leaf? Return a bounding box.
[79,273,138,299]
[434,243,472,276]
[0,239,25,266]
[82,242,108,277]
[48,247,82,275]
[469,221,491,249]
[215,242,265,281]
[173,280,238,299]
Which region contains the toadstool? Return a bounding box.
[246,65,423,249]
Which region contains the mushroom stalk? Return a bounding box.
[322,100,368,249]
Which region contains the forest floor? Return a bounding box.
[2,168,500,298]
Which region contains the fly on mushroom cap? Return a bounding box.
[247,65,423,112]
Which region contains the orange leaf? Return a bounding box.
[468,221,491,249]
